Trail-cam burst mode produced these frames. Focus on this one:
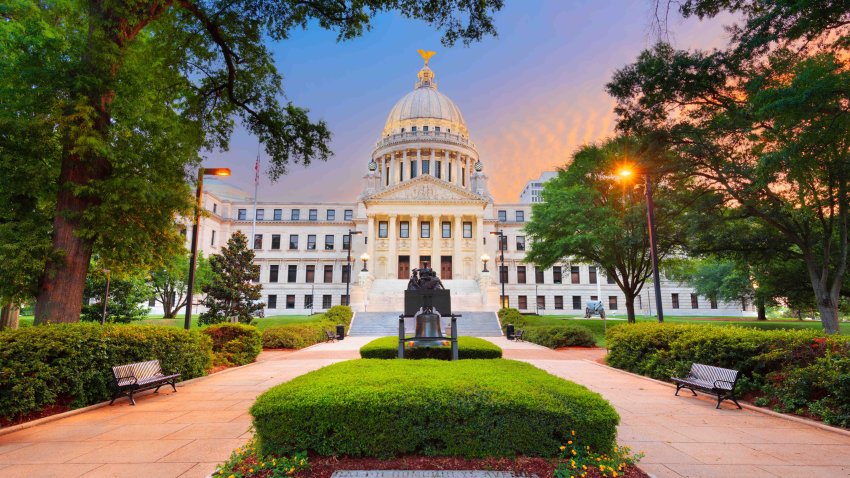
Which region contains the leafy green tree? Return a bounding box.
[81,271,152,323]
[607,2,850,333]
[525,136,685,323]
[150,252,212,318]
[200,231,263,325]
[1,1,504,325]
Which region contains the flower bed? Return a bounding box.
[251,359,619,458]
[359,336,502,359]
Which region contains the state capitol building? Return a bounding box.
[186,59,750,318]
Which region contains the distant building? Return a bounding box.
[519,172,557,203]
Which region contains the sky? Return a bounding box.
[208,0,736,203]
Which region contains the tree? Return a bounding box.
[150,252,212,318]
[607,3,850,333]
[2,1,504,325]
[524,136,685,323]
[200,231,263,325]
[81,270,153,323]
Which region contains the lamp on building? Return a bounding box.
[361,253,370,272]
[480,254,490,272]
[345,230,363,306]
[489,230,507,309]
[185,167,231,330]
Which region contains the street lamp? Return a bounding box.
[345,229,363,306]
[360,253,370,272]
[185,167,231,330]
[618,166,664,322]
[481,254,490,272]
[101,269,111,325]
[489,230,507,309]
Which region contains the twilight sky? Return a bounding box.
[208,1,734,203]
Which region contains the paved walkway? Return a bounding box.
[0,337,374,478]
[491,337,850,478]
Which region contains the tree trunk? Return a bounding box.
[624,293,636,323]
[0,305,20,330]
[757,297,767,321]
[806,261,842,334]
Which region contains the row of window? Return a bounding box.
[387,161,465,186]
[377,221,474,239]
[266,264,351,284]
[252,234,354,251]
[497,210,526,222]
[399,126,450,134]
[237,208,353,222]
[267,294,349,310]
[507,293,719,311]
[497,266,613,284]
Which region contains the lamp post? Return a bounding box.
[345,230,363,306]
[481,254,490,272]
[618,167,664,322]
[185,167,231,330]
[489,230,506,309]
[360,253,370,272]
[101,269,111,325]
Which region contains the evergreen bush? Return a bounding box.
[202,323,262,366]
[359,336,502,359]
[523,325,596,348]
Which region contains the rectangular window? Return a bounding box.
[555,296,564,310]
[271,234,281,250]
[307,235,316,250]
[591,295,598,301]
[589,266,597,284]
[324,265,333,283]
[572,296,581,310]
[607,273,615,284]
[306,265,315,283]
[435,126,440,133]
[423,126,428,132]
[342,265,350,284]
[448,161,452,182]
[322,294,332,309]
[518,295,528,310]
[462,167,466,186]
[288,234,298,250]
[273,209,282,221]
[463,222,472,238]
[212,203,217,214]
[609,296,618,310]
[691,293,699,309]
[516,211,525,222]
[411,160,418,178]
[436,161,442,178]
[516,236,525,251]
[341,294,350,306]
[672,293,680,309]
[304,295,313,309]
[291,209,300,221]
[324,235,334,250]
[442,221,451,238]
[399,221,409,238]
[148,297,156,307]
[269,265,279,283]
[267,294,277,309]
[309,209,317,221]
[343,234,350,250]
[553,266,563,284]
[570,266,580,284]
[517,266,527,284]
[327,210,335,221]
[287,265,297,283]
[499,265,508,284]
[238,209,247,220]
[422,160,430,175]
[500,235,508,251]
[285,295,295,309]
[211,230,216,246]
[498,210,507,222]
[710,297,718,309]
[378,221,388,238]
[399,163,404,182]
[344,209,353,221]
[256,209,264,220]
[411,126,417,133]
[537,295,546,310]
[253,234,263,250]
[535,267,544,284]
[421,221,431,238]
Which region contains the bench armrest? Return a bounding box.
[713,379,735,389]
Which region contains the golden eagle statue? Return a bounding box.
[417,49,436,66]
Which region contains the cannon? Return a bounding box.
[585,300,606,319]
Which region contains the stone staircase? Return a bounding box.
[364,279,494,312]
[349,311,503,337]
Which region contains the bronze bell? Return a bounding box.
[411,309,447,347]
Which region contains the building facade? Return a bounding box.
[185,59,752,318]
[519,172,558,204]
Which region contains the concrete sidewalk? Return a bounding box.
[490,337,850,478]
[0,336,375,478]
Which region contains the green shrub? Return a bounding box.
[262,324,327,349]
[251,359,618,458]
[324,305,353,326]
[202,323,262,366]
[0,323,212,422]
[523,325,596,348]
[360,336,502,359]
[498,308,526,328]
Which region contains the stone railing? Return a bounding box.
[375,131,476,150]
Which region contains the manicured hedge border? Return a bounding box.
[0,323,212,422]
[260,305,353,349]
[251,359,619,458]
[359,336,502,359]
[202,323,262,366]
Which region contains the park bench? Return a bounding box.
[325,330,337,342]
[672,363,742,409]
[109,360,180,406]
[513,329,525,341]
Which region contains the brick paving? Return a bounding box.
[489,336,850,478]
[0,337,373,478]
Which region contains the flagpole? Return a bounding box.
[251,143,260,243]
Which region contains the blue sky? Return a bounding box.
[209,0,734,202]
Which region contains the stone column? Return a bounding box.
[388,214,398,278]
[389,154,396,186]
[456,155,462,187]
[433,214,442,277]
[410,214,419,270]
[367,214,375,264]
[453,215,462,278]
[416,149,421,178]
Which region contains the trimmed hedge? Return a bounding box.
[0,323,212,422]
[523,325,596,348]
[260,306,353,350]
[606,323,850,426]
[202,323,262,366]
[359,336,502,360]
[251,359,618,458]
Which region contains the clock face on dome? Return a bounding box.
[368,159,377,171]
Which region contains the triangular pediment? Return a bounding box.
[364,175,487,204]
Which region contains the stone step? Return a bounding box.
[350,311,503,337]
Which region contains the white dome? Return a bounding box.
[382,66,469,137]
